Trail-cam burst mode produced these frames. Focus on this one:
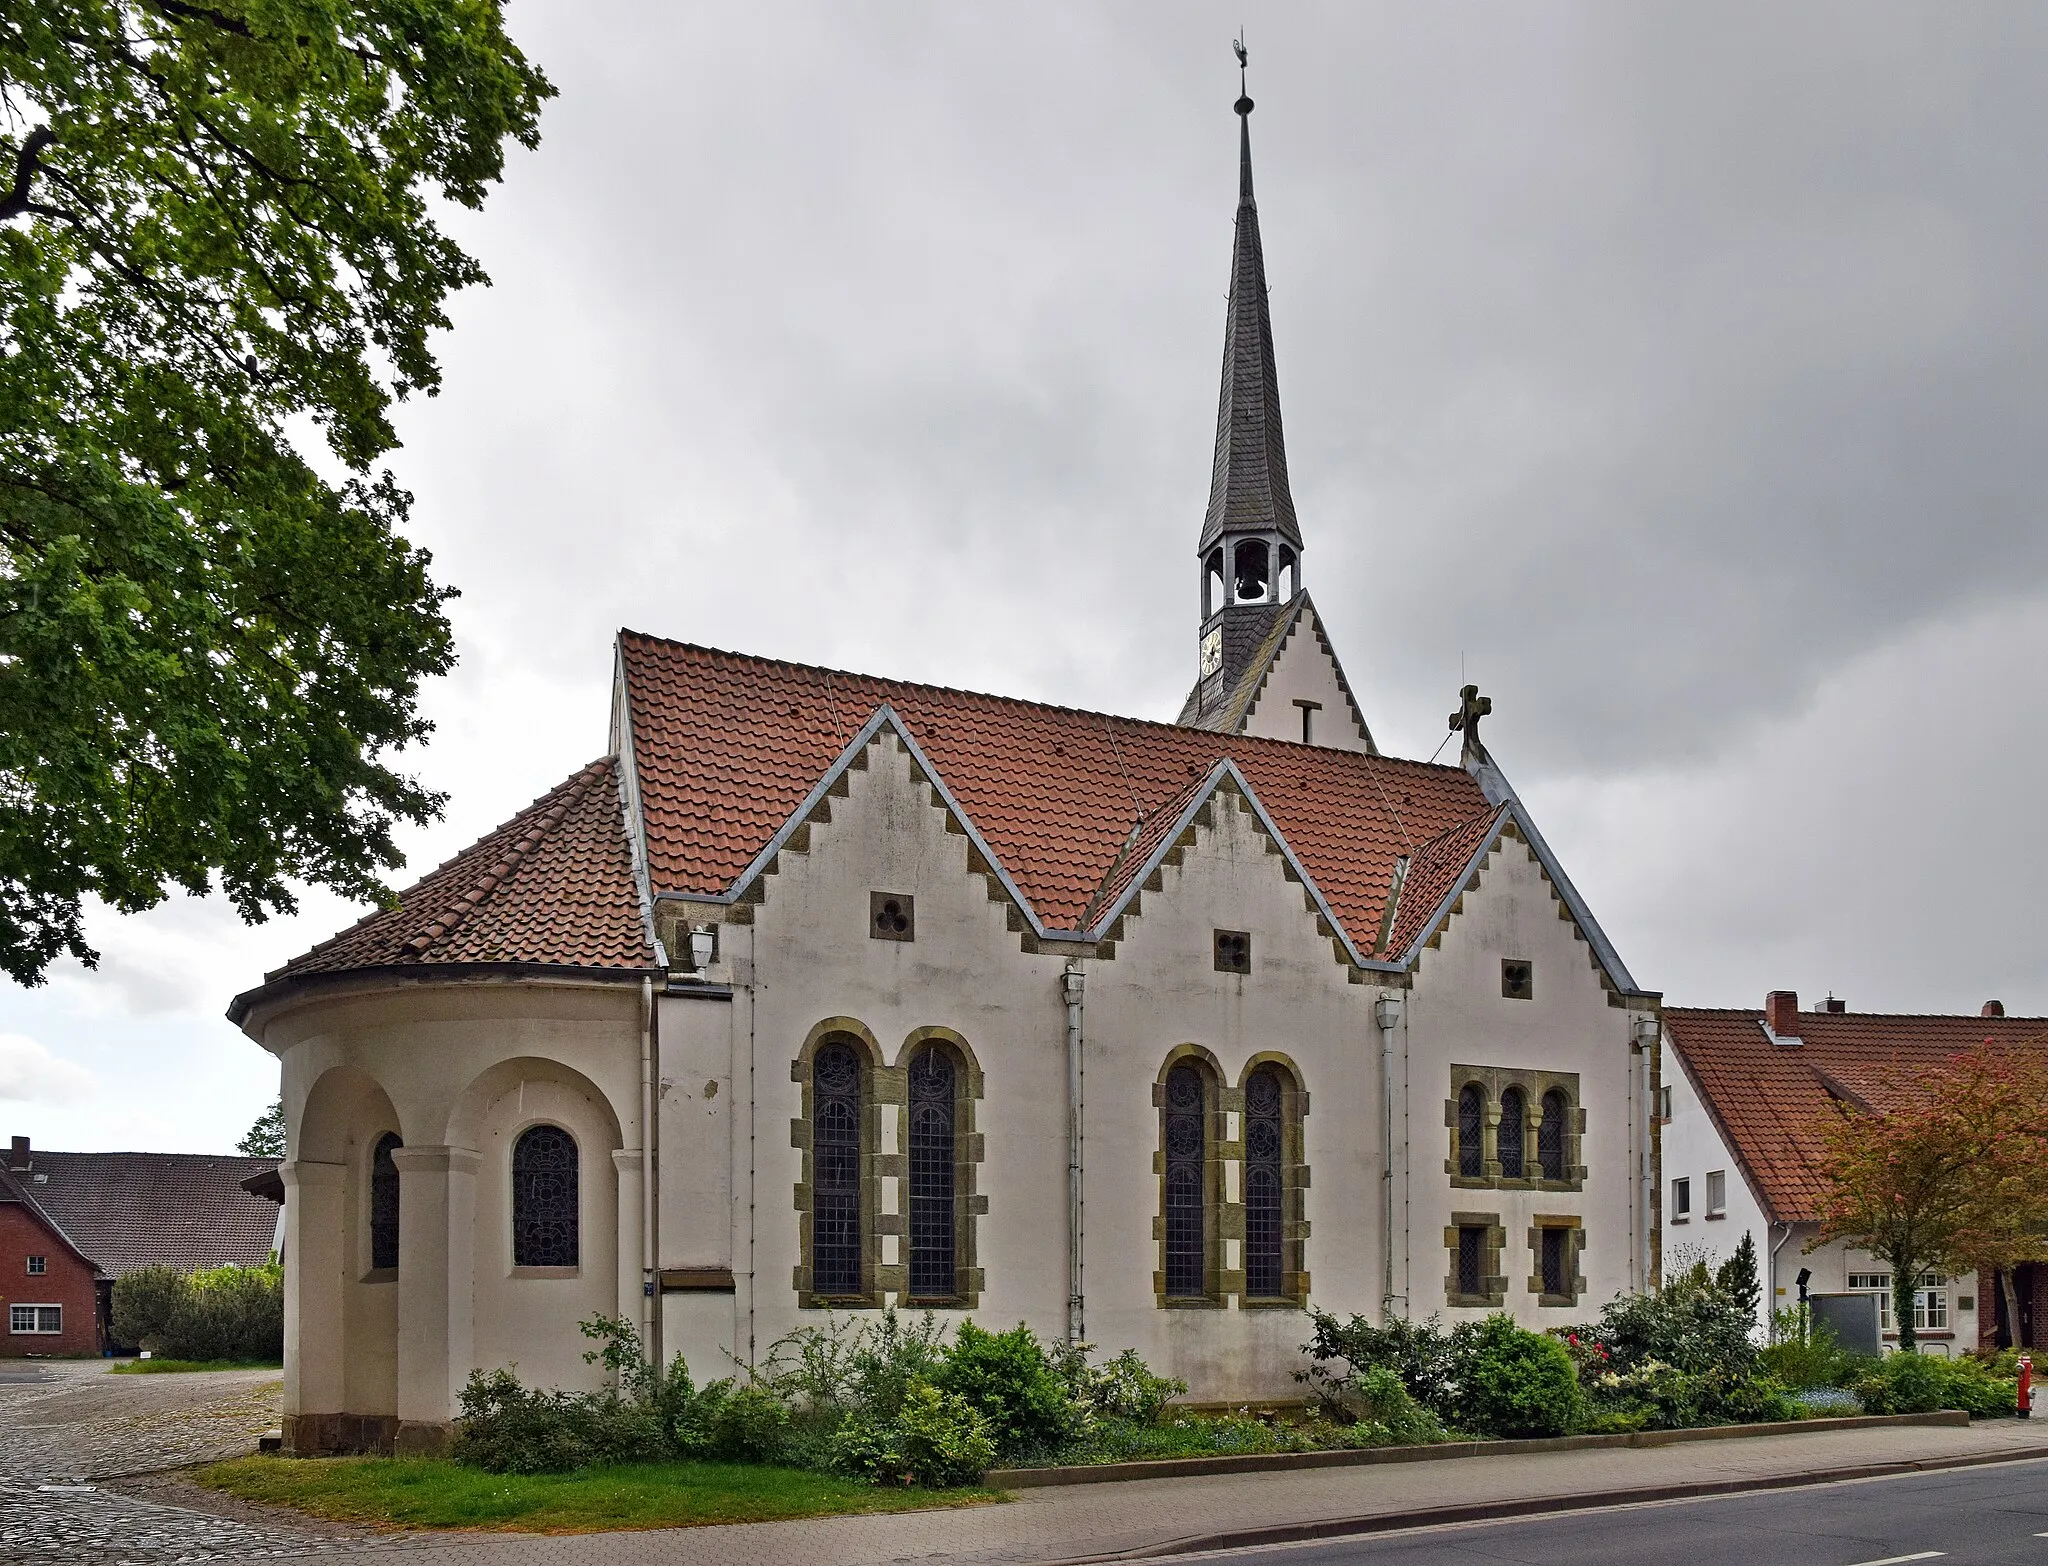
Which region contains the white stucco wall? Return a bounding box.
[1238,605,1372,752]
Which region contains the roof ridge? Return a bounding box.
[1667,1006,2048,1024]
[396,760,610,963]
[618,631,1468,781]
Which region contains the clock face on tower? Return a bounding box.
[1200,626,1223,677]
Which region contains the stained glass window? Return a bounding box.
[907,1046,956,1300]
[812,1042,863,1296]
[512,1124,579,1267]
[1244,1067,1284,1298]
[1457,1226,1483,1296]
[370,1132,402,1270]
[1540,1227,1568,1297]
[1538,1090,1568,1181]
[1497,1088,1525,1180]
[1457,1084,1485,1178]
[1164,1064,1207,1298]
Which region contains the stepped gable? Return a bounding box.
[619,633,1488,951]
[265,757,653,982]
[1664,1007,2048,1221]
[1380,804,1511,959]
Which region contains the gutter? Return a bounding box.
[640,976,657,1365]
[1375,993,1402,1321]
[1063,960,1086,1346]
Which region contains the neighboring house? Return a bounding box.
[1,1136,284,1355]
[1662,995,2048,1354]
[1,1149,102,1357]
[227,87,1665,1459]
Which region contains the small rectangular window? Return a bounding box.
[1706,1170,1727,1216]
[869,891,915,942]
[1671,1177,1691,1219]
[1457,1226,1483,1296]
[9,1304,61,1334]
[1500,960,1533,1000]
[1214,929,1251,974]
[1655,1085,1673,1121]
[1540,1227,1569,1297]
[26,1255,47,1275]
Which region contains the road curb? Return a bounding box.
[1046,1443,2048,1564]
[995,1410,1969,1489]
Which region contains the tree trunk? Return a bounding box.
[1894,1267,1918,1352]
[2001,1267,2024,1351]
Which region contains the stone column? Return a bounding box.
[613,1148,646,1339]
[390,1144,480,1454]
[280,1159,345,1454]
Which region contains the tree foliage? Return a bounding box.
[0,1,553,984]
[237,1096,284,1157]
[1811,1042,2048,1350]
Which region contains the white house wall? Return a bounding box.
[1238,605,1371,752]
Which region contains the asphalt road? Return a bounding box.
[1166,1457,2048,1566]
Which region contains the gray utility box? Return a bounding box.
[1809,1292,1882,1357]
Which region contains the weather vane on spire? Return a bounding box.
[1234,32,1253,117]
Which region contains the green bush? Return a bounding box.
[827,1380,996,1487]
[1344,1364,1446,1445]
[700,1382,792,1464]
[1302,1310,1462,1423]
[1759,1312,1866,1391]
[1850,1352,2018,1418]
[110,1264,283,1362]
[1460,1314,1583,1438]
[1085,1348,1186,1424]
[931,1321,1079,1461]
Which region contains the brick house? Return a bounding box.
[1,1151,103,1357]
[1661,994,2048,1353]
[2,1136,283,1356]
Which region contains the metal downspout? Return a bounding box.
[1770,1221,1794,1326]
[1063,960,1086,1346]
[1375,992,1401,1322]
[641,977,657,1362]
[1633,1017,1658,1292]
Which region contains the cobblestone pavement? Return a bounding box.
[0,1360,419,1566]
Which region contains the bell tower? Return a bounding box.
[1190,44,1304,721]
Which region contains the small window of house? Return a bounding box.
[9,1304,61,1334]
[1497,1086,1526,1180]
[26,1255,46,1276]
[1456,1083,1486,1179]
[1671,1177,1691,1221]
[1655,1085,1673,1121]
[1705,1169,1727,1217]
[1500,960,1534,1000]
[1540,1227,1569,1298]
[1213,929,1251,974]
[870,892,914,942]
[1456,1225,1484,1296]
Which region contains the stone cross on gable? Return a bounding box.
[1449,683,1492,757]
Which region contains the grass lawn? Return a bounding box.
[110,1359,283,1374]
[194,1456,1000,1533]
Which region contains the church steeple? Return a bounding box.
[1190,41,1305,723]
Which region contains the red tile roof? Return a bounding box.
[1381,805,1510,959]
[1664,1007,2048,1222]
[265,757,654,984]
[619,633,1494,952]
[11,1149,282,1277]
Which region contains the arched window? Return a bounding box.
[1457,1084,1486,1179]
[1164,1063,1208,1299]
[907,1045,956,1301]
[1203,548,1225,619]
[512,1124,579,1268]
[1232,539,1270,603]
[1497,1088,1525,1180]
[812,1041,864,1297]
[369,1132,402,1271]
[1244,1066,1285,1299]
[1538,1090,1569,1181]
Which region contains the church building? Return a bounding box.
[231,80,1665,1457]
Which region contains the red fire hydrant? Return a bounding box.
[2020,1354,2034,1420]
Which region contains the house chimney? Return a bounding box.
[1982,1000,2005,1018]
[7,1135,27,1169]
[1822,995,1845,1014]
[1764,991,1802,1044]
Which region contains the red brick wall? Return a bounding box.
[0,1204,100,1356]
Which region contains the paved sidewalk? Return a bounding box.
[307,1418,2048,1566]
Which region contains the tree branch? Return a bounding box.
[0,128,56,223]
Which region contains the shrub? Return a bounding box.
[931,1322,1079,1461]
[1759,1311,1865,1391]
[893,1381,998,1486]
[453,1368,606,1474]
[110,1264,283,1362]
[1460,1314,1582,1438]
[701,1381,792,1463]
[1344,1364,1446,1445]
[1302,1310,1461,1423]
[1086,1348,1187,1424]
[1588,1262,1757,1381]
[1850,1352,2018,1418]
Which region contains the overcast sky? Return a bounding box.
[7,1,2047,1154]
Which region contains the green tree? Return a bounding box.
[1715,1231,1762,1327]
[237,1097,284,1158]
[1,1,553,985]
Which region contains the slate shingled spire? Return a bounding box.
[1199,70,1300,555]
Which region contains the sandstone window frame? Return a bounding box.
[1237,1053,1311,1309]
[1527,1215,1587,1307]
[1445,1212,1507,1308]
[1446,1066,1584,1193]
[1154,1046,1231,1308]
[793,1018,987,1311]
